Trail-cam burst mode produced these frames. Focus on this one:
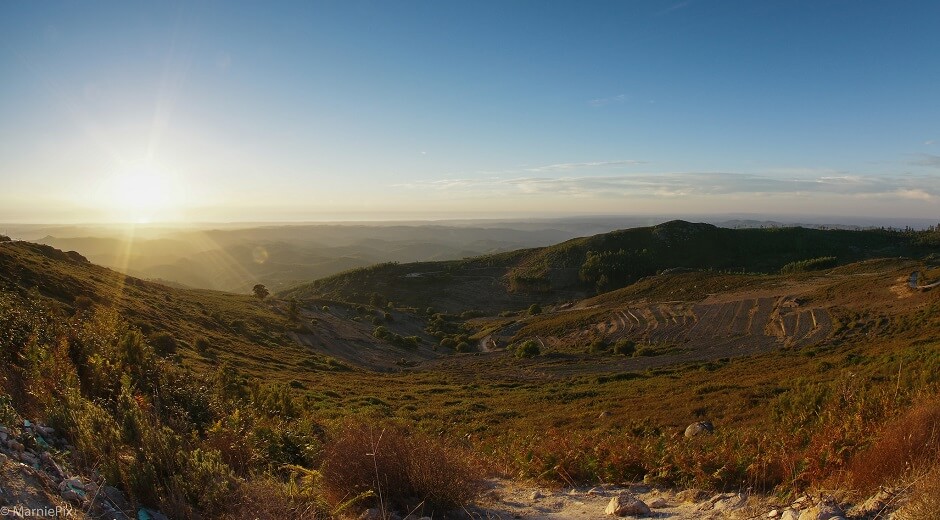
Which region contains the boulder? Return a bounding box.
[797,497,844,520]
[59,477,88,502]
[104,485,131,511]
[676,488,708,502]
[713,493,747,511]
[605,492,651,516]
[684,421,714,437]
[781,509,801,520]
[40,452,66,481]
[847,488,895,517]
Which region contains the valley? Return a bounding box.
[0,222,939,519]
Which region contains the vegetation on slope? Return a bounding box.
[283,221,935,312]
[1,231,940,517]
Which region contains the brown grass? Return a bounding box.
[848,398,940,492]
[319,421,485,517]
[220,478,323,520]
[897,464,940,520]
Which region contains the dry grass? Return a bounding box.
[848,398,940,492]
[220,478,323,520]
[897,464,940,520]
[320,421,485,517]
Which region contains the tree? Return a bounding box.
[288,298,299,321]
[252,284,269,300]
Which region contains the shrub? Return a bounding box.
[780,256,838,274]
[149,332,179,357]
[613,339,636,356]
[848,399,940,492]
[588,338,608,353]
[516,340,540,359]
[195,337,212,355]
[172,448,237,517]
[528,303,542,316]
[319,422,484,516]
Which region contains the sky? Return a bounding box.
[1,0,939,223]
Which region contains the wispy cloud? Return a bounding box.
[588,94,626,107]
[910,153,940,168]
[522,160,645,173]
[397,170,939,202]
[656,0,693,16]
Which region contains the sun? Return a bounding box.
[101,163,185,223]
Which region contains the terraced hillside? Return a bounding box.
[589,295,832,349]
[451,259,934,379]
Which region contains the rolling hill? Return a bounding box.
[282,220,932,312]
[1,226,940,519]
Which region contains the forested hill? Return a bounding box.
[281,220,935,312]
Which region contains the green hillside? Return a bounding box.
[3,232,940,519]
[282,220,930,312]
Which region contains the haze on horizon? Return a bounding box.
[1,1,939,224]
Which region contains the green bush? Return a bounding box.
[588,338,608,353]
[516,340,540,359]
[613,339,636,356]
[150,332,179,357]
[780,256,838,274]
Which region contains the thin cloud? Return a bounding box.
[655,0,693,16]
[910,153,940,168]
[396,171,940,202]
[588,94,626,107]
[523,160,644,172]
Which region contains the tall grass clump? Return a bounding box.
[848,398,940,492]
[319,421,484,517]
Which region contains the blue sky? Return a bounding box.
[1,1,939,222]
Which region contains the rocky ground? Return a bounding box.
[0,420,167,520]
[463,479,904,520]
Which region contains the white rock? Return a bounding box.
[714,493,747,511]
[605,492,651,516]
[767,509,780,518]
[781,509,800,520]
